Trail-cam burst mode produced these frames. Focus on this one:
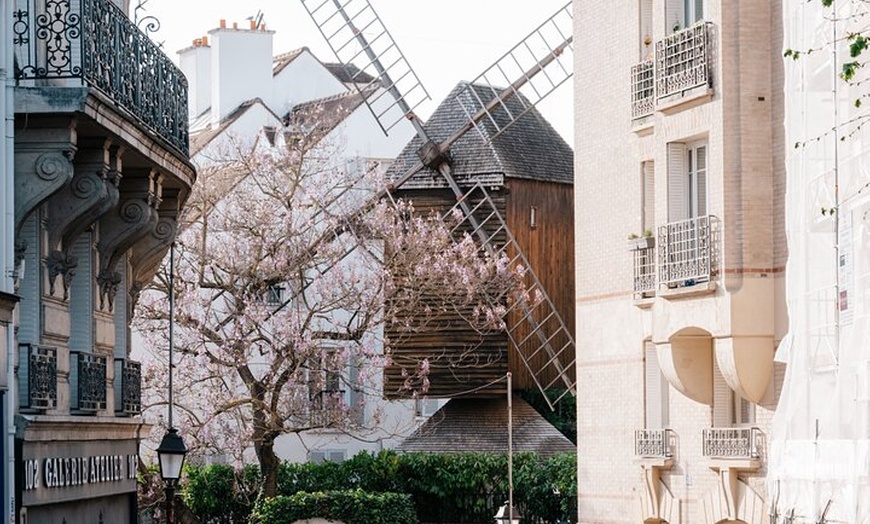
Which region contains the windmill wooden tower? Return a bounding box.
[300,0,575,409]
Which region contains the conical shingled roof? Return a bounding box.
[397,397,575,457]
[386,82,573,190]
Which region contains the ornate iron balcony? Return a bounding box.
[12,0,189,155]
[655,22,712,100]
[631,60,655,119]
[635,429,674,458]
[632,245,656,297]
[19,344,58,411]
[70,351,107,413]
[114,358,141,415]
[702,427,763,459]
[657,215,717,288]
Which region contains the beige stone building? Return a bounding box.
[574,1,786,522]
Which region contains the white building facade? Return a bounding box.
[574,0,786,522]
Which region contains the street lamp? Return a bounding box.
[156,428,187,523]
[158,243,187,523]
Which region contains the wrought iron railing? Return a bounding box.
[658,215,716,288]
[631,60,655,119]
[12,0,189,155]
[19,344,58,410]
[635,429,674,458]
[655,22,711,100]
[70,351,107,412]
[114,358,141,415]
[632,245,656,296]
[702,427,763,459]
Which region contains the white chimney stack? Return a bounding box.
[178,36,212,119]
[208,20,275,125]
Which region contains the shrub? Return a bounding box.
[251,490,417,524]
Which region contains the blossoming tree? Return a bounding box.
[133,128,525,499]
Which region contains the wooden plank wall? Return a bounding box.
[384,189,510,399]
[504,179,575,392]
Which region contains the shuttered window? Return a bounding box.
[644,341,669,429]
[667,140,707,222]
[712,356,733,427]
[19,213,40,343]
[639,0,653,59]
[667,0,704,31]
[642,161,655,233]
[69,232,94,351]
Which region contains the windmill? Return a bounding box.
[300,0,575,409]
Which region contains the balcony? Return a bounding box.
[655,22,712,101]
[702,427,762,460]
[630,60,655,120]
[632,244,656,298]
[657,215,717,293]
[635,429,675,459]
[12,0,189,155]
[114,358,141,416]
[70,351,107,413]
[19,344,58,411]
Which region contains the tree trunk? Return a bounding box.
[256,435,280,500]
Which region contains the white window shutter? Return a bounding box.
[642,161,655,232]
[667,143,688,222]
[644,341,668,429]
[712,357,734,427]
[694,144,708,216]
[639,0,654,59]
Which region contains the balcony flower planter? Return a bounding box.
[628,236,655,251]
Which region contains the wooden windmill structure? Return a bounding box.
[300,0,575,409]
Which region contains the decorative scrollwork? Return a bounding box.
[46,250,78,300]
[97,269,122,311]
[35,151,74,181]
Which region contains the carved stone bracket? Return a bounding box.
[128,191,179,312]
[45,250,78,300]
[14,126,77,236]
[702,465,768,523]
[637,458,680,523]
[96,171,162,311]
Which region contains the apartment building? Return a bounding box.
[574,1,786,522]
[6,0,195,521]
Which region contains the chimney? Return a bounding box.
[178,35,212,120]
[208,21,275,124]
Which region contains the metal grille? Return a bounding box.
[631,60,655,119]
[114,358,141,415]
[454,3,573,143]
[702,427,762,459]
[655,22,711,100]
[632,245,656,296]
[635,429,674,458]
[658,215,716,288]
[19,344,58,410]
[13,0,189,155]
[444,183,576,409]
[299,0,430,134]
[70,351,107,412]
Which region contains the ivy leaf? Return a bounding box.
[850,35,869,58]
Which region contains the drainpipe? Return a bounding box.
[2,0,17,522]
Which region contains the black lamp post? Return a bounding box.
[157,243,187,524]
[156,428,187,524]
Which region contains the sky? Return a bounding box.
[137,0,574,144]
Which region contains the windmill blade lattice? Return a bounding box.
[300,0,430,135]
[455,3,573,143]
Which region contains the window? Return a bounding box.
[644,341,669,429]
[639,0,653,59]
[712,357,754,427]
[415,398,441,418]
[667,141,707,222]
[666,0,703,31]
[265,284,284,306]
[308,450,346,464]
[308,350,345,411]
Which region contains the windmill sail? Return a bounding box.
[300,0,576,408]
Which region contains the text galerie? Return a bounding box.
[23,454,138,490]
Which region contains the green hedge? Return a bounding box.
[251,490,417,524]
[179,451,576,524]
